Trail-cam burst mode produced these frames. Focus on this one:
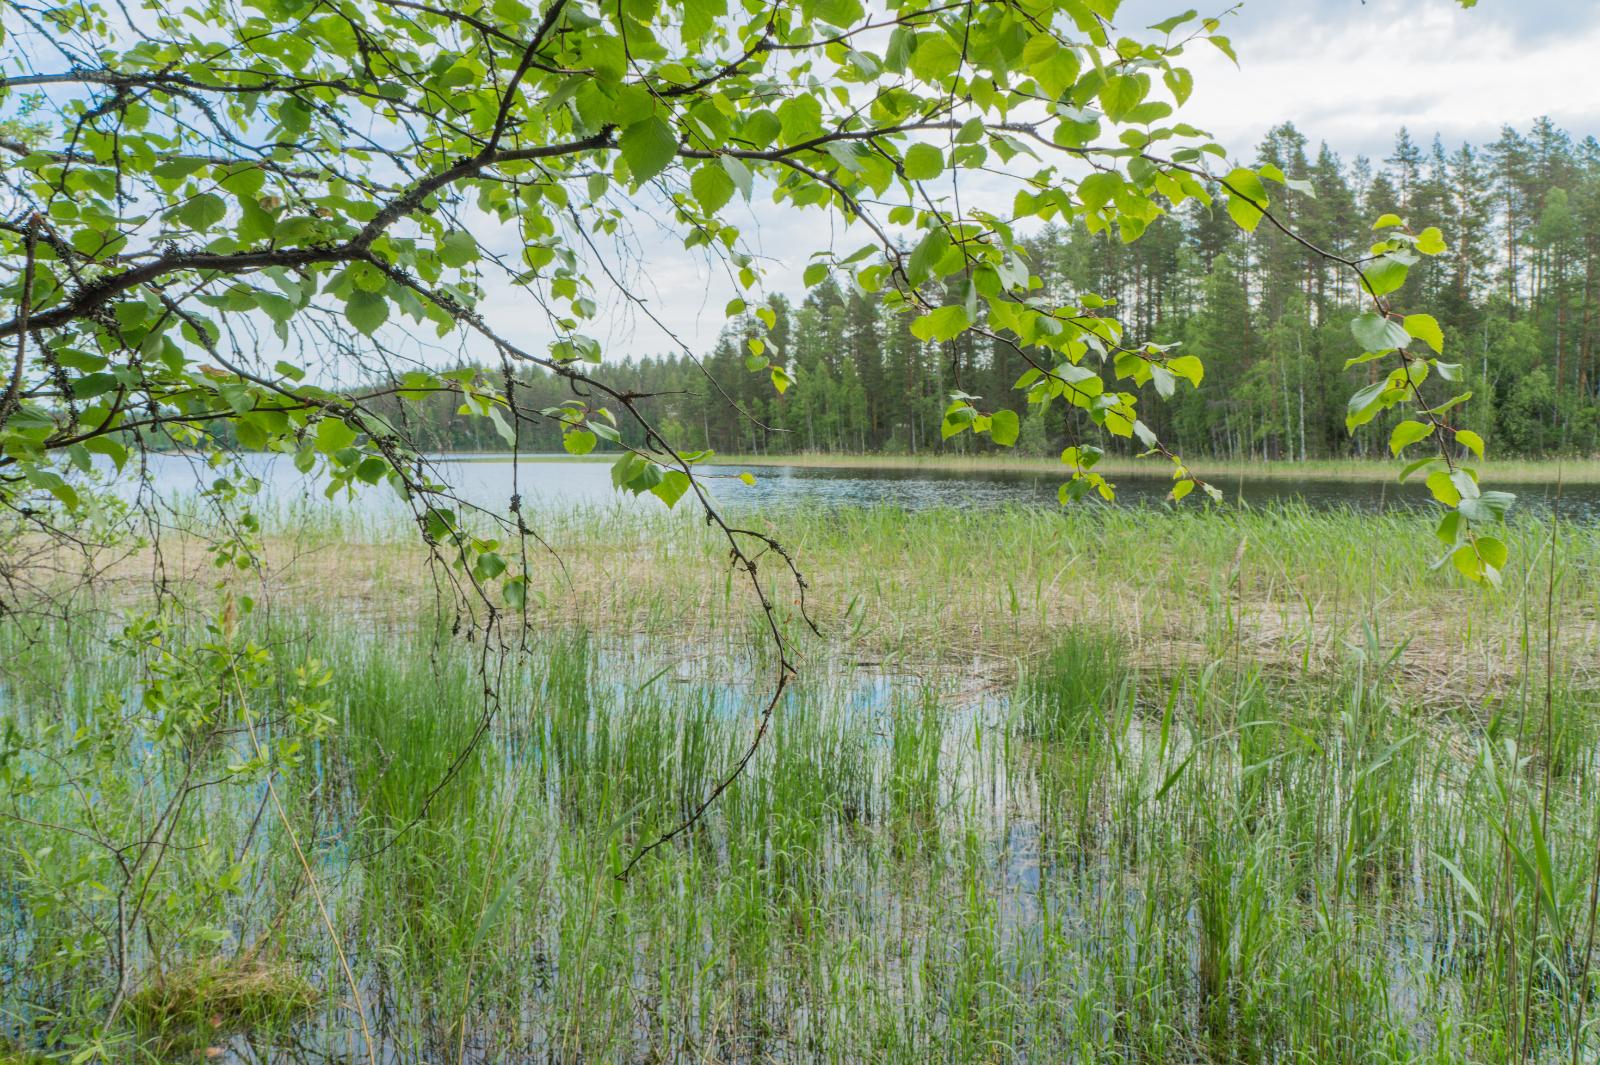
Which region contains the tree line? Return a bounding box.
[374,118,1600,460]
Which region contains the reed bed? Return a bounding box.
[713,452,1600,484]
[102,499,1599,701]
[1,500,1597,1062]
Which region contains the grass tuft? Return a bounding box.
[1021,627,1128,740]
[125,958,318,1036]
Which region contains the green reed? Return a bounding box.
[1,501,1596,1063]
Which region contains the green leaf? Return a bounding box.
[651,469,691,508]
[1426,469,1461,507]
[563,428,597,455]
[910,33,962,83]
[1416,227,1447,255]
[71,372,119,399]
[1435,510,1461,546]
[691,163,734,212]
[620,117,679,184]
[1359,255,1410,297]
[474,550,507,581]
[1388,419,1433,455]
[1077,171,1123,213]
[82,435,129,471]
[1399,456,1438,483]
[1028,37,1081,98]
[179,193,227,231]
[1476,535,1508,570]
[438,231,478,268]
[355,456,389,484]
[1350,312,1410,353]
[1164,66,1194,104]
[1460,490,1516,524]
[1344,380,1388,432]
[1223,167,1268,233]
[941,401,975,438]
[907,229,950,284]
[1343,350,1390,370]
[1166,355,1204,387]
[1404,313,1444,354]
[24,468,80,510]
[316,416,359,453]
[1061,444,1102,470]
[345,291,389,335]
[902,143,944,180]
[910,305,971,343]
[721,155,754,200]
[1450,543,1484,582]
[1099,73,1149,121]
[1148,364,1175,398]
[740,109,781,149]
[990,409,1019,446]
[152,157,207,182]
[1456,429,1485,459]
[1206,34,1238,64]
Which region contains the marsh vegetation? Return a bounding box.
[1,0,1587,1057]
[3,500,1597,1062]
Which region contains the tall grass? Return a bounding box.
[1,501,1597,1062]
[717,450,1600,484]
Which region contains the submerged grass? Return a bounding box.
[2,500,1598,1062]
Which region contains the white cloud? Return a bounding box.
[1124,0,1600,160]
[474,0,1600,358]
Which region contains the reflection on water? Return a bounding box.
[8,637,1558,1065]
[126,452,1598,522]
[6,507,1590,1061]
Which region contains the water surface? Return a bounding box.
[128,451,1598,522]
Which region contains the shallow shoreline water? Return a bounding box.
[121,451,1600,523]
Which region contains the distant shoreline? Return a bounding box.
[438,450,1600,484]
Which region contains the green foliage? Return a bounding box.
[0,599,333,1046]
[0,0,1510,588]
[0,494,1592,1059]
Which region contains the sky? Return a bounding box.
[537,0,1600,362]
[1118,0,1600,160]
[16,0,1597,371]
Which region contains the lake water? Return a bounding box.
[127,451,1598,523]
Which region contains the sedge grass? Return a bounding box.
[1,500,1598,1062]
